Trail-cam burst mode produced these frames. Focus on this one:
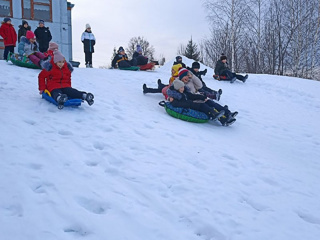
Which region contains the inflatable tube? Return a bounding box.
[119,66,140,71]
[42,90,82,108]
[7,53,41,69]
[159,101,209,123]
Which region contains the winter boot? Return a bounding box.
[143,84,148,94]
[218,115,228,126]
[210,110,225,121]
[157,79,162,86]
[226,117,236,126]
[89,64,93,68]
[85,93,94,105]
[230,111,238,118]
[242,74,248,83]
[56,94,68,104]
[86,64,90,68]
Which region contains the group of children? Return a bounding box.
[143,57,241,126]
[111,45,150,68]
[0,17,94,106]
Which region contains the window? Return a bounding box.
[22,0,52,22]
[0,0,13,17]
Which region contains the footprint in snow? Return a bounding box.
[75,197,109,214]
[63,224,90,236]
[296,211,320,225]
[58,130,73,136]
[23,119,37,125]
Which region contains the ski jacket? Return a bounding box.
[214,60,230,75]
[184,72,203,94]
[81,30,96,53]
[111,54,129,68]
[173,61,186,68]
[18,25,31,43]
[0,22,17,46]
[34,26,52,52]
[38,60,74,92]
[18,36,39,56]
[166,85,207,109]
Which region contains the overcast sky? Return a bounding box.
[71,0,211,67]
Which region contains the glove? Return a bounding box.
[203,69,207,76]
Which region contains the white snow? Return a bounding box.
[0,57,320,240]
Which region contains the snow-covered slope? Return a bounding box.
[1,58,320,240]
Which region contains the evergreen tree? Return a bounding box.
[184,37,201,61]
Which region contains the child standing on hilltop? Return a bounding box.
[0,18,17,60]
[38,50,94,106]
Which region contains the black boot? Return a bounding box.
[85,93,94,106]
[242,74,248,83]
[57,94,68,104]
[210,110,225,121]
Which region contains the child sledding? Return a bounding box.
[111,46,139,71]
[132,45,155,70]
[38,50,94,109]
[214,54,248,83]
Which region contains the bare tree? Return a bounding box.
[126,36,155,60]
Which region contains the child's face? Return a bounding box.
[119,51,125,55]
[24,23,28,28]
[193,68,199,72]
[56,60,65,68]
[29,38,36,43]
[6,20,11,24]
[222,59,227,63]
[181,75,189,83]
[178,87,184,93]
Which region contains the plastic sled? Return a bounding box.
[42,90,82,109]
[159,101,209,123]
[138,62,155,71]
[119,66,140,71]
[7,52,41,69]
[213,74,229,81]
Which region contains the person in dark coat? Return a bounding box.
[81,23,96,68]
[111,46,137,68]
[132,45,148,65]
[173,56,186,68]
[18,20,31,43]
[214,54,248,83]
[187,61,222,101]
[34,20,52,53]
[0,18,17,60]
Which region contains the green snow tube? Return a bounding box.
[7,53,41,69]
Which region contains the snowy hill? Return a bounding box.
[1,58,320,240]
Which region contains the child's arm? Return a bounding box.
[38,70,49,93]
[167,88,183,100]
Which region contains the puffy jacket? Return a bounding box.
[111,54,129,68]
[18,36,38,56]
[214,60,230,75]
[34,26,52,52]
[81,30,96,53]
[0,22,17,46]
[18,24,31,43]
[184,72,203,94]
[38,60,73,92]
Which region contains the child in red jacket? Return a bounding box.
[0,18,17,60]
[38,50,94,105]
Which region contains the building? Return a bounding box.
[0,0,75,62]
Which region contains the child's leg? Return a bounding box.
[118,61,132,68]
[88,52,92,65]
[28,54,41,66]
[33,51,46,60]
[3,46,13,60]
[51,89,64,101]
[61,87,85,99]
[205,100,231,116]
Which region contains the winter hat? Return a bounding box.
[118,46,124,53]
[176,56,182,62]
[136,45,142,53]
[53,50,65,63]
[173,80,185,90]
[22,20,28,25]
[48,42,59,51]
[3,17,11,23]
[220,54,227,61]
[86,23,91,29]
[39,20,44,25]
[172,64,182,77]
[26,31,35,39]
[192,62,200,69]
[178,68,189,80]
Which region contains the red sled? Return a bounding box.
[213,74,229,81]
[138,62,155,71]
